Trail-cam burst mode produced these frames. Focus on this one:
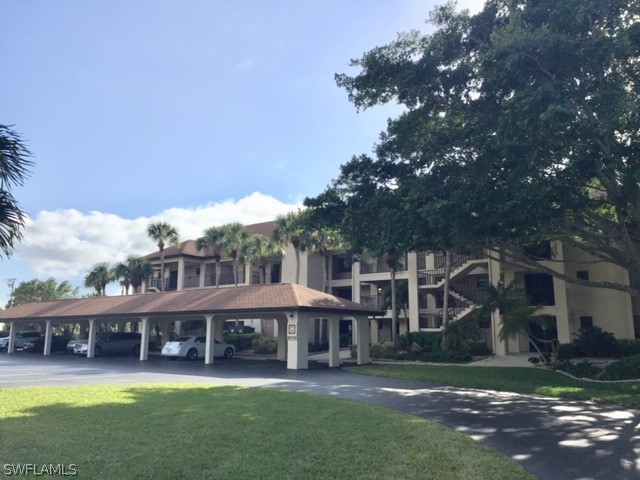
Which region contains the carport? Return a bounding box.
[0,283,381,369]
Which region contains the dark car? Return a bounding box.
[23,335,69,354]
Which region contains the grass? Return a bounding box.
[346,364,640,408]
[0,384,535,480]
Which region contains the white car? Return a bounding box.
[161,336,235,360]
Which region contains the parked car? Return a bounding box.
[73,332,144,357]
[23,335,69,354]
[66,338,86,354]
[0,331,41,351]
[161,336,235,360]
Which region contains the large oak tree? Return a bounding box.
[327,0,640,295]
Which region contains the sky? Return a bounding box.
[1,0,486,302]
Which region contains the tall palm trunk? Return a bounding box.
[386,253,398,342]
[441,249,452,350]
[159,245,165,292]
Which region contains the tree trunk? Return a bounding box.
[441,249,452,350]
[160,248,165,292]
[214,257,221,288]
[390,266,398,342]
[294,247,301,284]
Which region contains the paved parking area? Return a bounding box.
[2,352,639,480]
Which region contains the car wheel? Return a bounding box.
[223,347,234,359]
[95,346,102,357]
[186,348,198,361]
[132,345,141,356]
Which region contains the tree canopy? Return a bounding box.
[315,0,640,295]
[8,278,79,308]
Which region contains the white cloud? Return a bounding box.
[15,192,300,279]
[456,0,487,14]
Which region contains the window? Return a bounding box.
[580,316,593,329]
[576,270,589,281]
[524,273,555,305]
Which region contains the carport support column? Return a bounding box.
[276,317,287,361]
[328,317,340,368]
[43,320,53,356]
[287,311,309,370]
[139,317,150,361]
[355,316,371,365]
[87,318,97,358]
[7,321,16,353]
[205,314,216,365]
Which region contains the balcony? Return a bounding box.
[360,295,380,309]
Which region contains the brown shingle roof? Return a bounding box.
[0,284,381,322]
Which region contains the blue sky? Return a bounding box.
[1,0,485,302]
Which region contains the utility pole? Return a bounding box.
[6,278,16,308]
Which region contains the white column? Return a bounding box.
[205,314,215,364]
[174,320,182,336]
[355,316,371,365]
[177,258,185,291]
[488,256,507,356]
[43,320,53,356]
[276,317,287,361]
[199,262,206,288]
[139,317,150,361]
[287,312,309,370]
[7,321,16,353]
[87,318,97,358]
[328,317,340,368]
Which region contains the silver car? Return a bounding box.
[0,331,41,351]
[161,336,235,360]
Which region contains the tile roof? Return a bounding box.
[0,284,382,322]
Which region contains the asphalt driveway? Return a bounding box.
[1,353,638,480]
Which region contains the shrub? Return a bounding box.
[251,336,278,354]
[601,354,640,381]
[574,326,620,357]
[223,333,259,351]
[555,360,601,379]
[396,332,442,352]
[459,340,491,357]
[370,341,397,359]
[618,340,640,357]
[557,343,579,360]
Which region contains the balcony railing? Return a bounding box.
[146,278,176,292]
[360,295,380,309]
[419,313,442,329]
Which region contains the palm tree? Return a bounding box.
[84,263,113,296]
[273,211,307,284]
[146,221,179,292]
[306,227,346,292]
[128,256,153,294]
[475,276,557,362]
[196,226,224,288]
[111,262,132,295]
[0,125,34,258]
[244,234,283,284]
[219,223,250,286]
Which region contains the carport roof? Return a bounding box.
[0,283,383,321]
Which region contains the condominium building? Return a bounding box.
[144,221,640,354]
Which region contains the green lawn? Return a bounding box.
[346,364,640,408]
[0,384,534,480]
